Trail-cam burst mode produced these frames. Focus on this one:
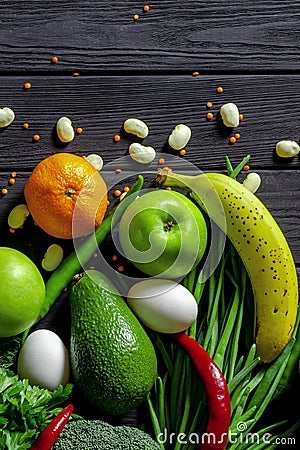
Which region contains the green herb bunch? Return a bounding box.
[0,367,73,450]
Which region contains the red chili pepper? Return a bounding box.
[30,403,74,450]
[170,333,231,450]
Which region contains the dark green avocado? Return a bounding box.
[69,270,157,416]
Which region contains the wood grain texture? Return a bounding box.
[0,74,300,170]
[0,1,300,72]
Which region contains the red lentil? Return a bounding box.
[192,71,200,77]
[8,178,15,185]
[115,168,122,173]
[206,101,213,108]
[235,133,241,139]
[114,134,121,142]
[22,123,29,129]
[243,164,250,171]
[179,149,186,156]
[159,158,165,164]
[206,112,214,120]
[33,134,40,141]
[118,265,125,272]
[216,86,224,93]
[24,82,31,89]
[51,56,59,63]
[114,189,122,197]
[76,127,83,134]
[143,5,150,12]
[1,188,8,195]
[112,255,118,261]
[133,14,139,20]
[239,113,244,121]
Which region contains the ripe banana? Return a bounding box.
[157,169,298,363]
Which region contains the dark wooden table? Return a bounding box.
[0,0,299,447]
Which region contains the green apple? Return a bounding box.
[118,189,208,278]
[0,247,45,337]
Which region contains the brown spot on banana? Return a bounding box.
[157,169,298,363]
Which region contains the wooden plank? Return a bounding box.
[0,1,300,72]
[0,74,300,170]
[1,170,299,265]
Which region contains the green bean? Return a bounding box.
[237,419,292,450]
[155,377,166,432]
[225,155,234,177]
[150,332,173,376]
[272,306,300,400]
[229,406,257,433]
[248,336,295,414]
[229,154,251,180]
[40,175,144,318]
[213,286,239,370]
[203,257,225,350]
[228,344,257,392]
[228,357,260,395]
[146,392,165,450]
[170,348,186,430]
[174,362,192,450]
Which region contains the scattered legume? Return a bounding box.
[85,154,104,171]
[276,140,300,158]
[129,142,156,164]
[168,124,192,150]
[7,204,30,229]
[220,102,240,128]
[124,118,149,138]
[42,244,64,271]
[243,172,261,193]
[56,116,75,143]
[0,107,15,128]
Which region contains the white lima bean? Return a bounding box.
[276,140,300,158]
[168,124,192,150]
[243,172,261,194]
[56,116,75,143]
[124,118,149,138]
[42,244,64,271]
[7,204,29,229]
[129,143,156,164]
[86,154,104,171]
[0,107,15,128]
[220,103,240,128]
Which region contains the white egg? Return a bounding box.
[17,329,70,391]
[127,279,198,333]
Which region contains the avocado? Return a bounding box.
[69,270,157,416]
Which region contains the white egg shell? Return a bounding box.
[17,329,70,391]
[127,279,198,333]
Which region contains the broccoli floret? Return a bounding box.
[53,419,160,450]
